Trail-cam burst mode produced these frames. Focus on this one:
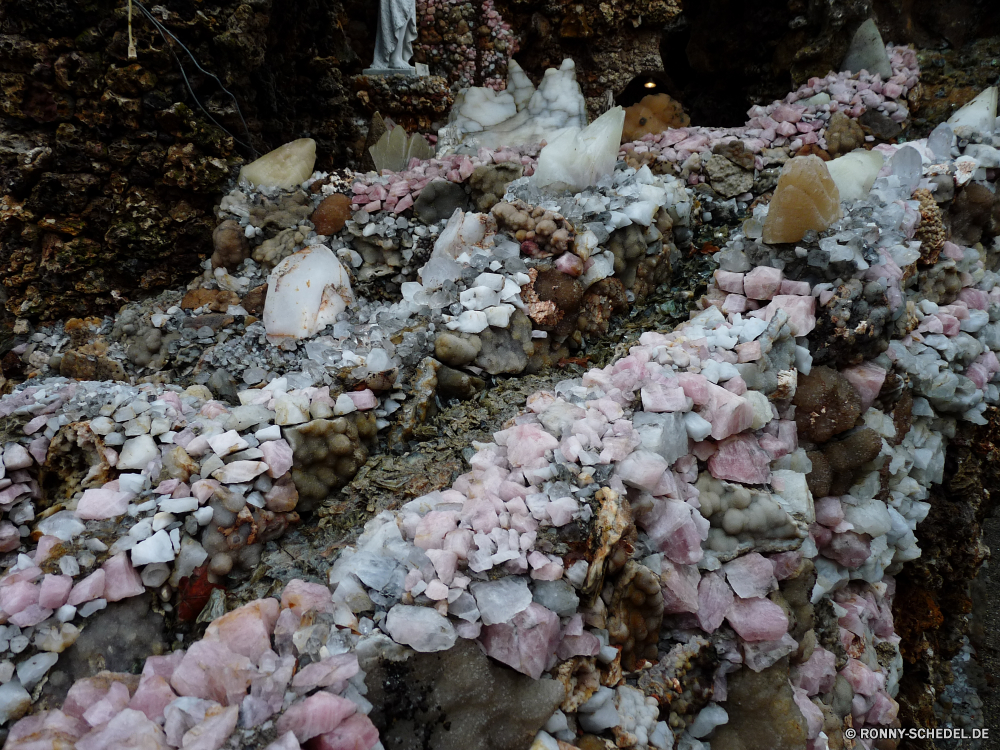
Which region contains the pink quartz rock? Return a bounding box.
[5,710,88,749]
[641,498,705,565]
[555,252,584,276]
[204,599,280,662]
[3,443,33,470]
[780,279,811,296]
[498,423,559,467]
[191,479,221,503]
[736,341,762,362]
[276,692,358,743]
[425,549,459,585]
[67,569,106,606]
[616,450,672,494]
[169,640,255,706]
[714,270,745,294]
[129,674,178,722]
[660,560,700,614]
[63,675,131,720]
[840,658,883,696]
[840,362,886,412]
[181,704,240,750]
[75,708,170,750]
[759,295,816,336]
[102,552,145,601]
[0,579,39,615]
[769,551,802,580]
[640,383,690,412]
[697,572,733,633]
[792,686,824,740]
[707,434,771,484]
[347,389,378,411]
[76,487,132,520]
[82,681,131,727]
[822,531,871,569]
[743,266,783,300]
[280,578,334,616]
[0,521,21,553]
[414,510,460,549]
[814,496,845,528]
[38,573,73,610]
[722,294,747,314]
[260,439,294,479]
[290,653,359,693]
[723,553,776,599]
[791,646,837,695]
[309,712,381,750]
[479,602,561,679]
[33,534,62,565]
[29,436,50,465]
[725,596,790,641]
[10,603,54,627]
[701,383,754,441]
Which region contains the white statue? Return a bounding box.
[366,0,418,74]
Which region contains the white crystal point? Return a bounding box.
[947,86,998,136]
[825,148,884,203]
[264,246,354,343]
[239,138,317,189]
[532,106,626,193]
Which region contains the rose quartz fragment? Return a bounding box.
[743,266,783,300]
[791,646,837,695]
[780,279,811,296]
[822,531,871,568]
[129,674,178,722]
[479,602,561,679]
[10,603,53,626]
[277,692,358,743]
[347,389,378,410]
[0,521,21,553]
[5,710,88,749]
[169,640,255,706]
[814,496,844,527]
[3,443,32,470]
[281,578,334,616]
[205,599,280,662]
[725,596,790,641]
[840,362,886,412]
[310,713,380,750]
[425,549,459,585]
[191,479,221,503]
[0,579,38,615]
[38,573,73,609]
[67,569,106,606]
[700,382,754,441]
[29,436,49,464]
[82,681,131,727]
[181,705,240,750]
[640,383,690,412]
[75,708,170,750]
[697,572,733,633]
[841,658,883,696]
[259,439,294,479]
[707,434,771,484]
[641,498,705,565]
[102,552,145,601]
[660,560,700,614]
[414,510,460,549]
[714,270,745,294]
[291,653,359,693]
[759,295,816,335]
[76,487,132,520]
[723,553,776,599]
[722,294,748,314]
[792,685,824,739]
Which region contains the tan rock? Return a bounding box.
[181,288,240,312]
[211,219,250,270]
[238,138,316,189]
[762,155,841,244]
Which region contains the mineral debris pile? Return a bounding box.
[0,29,997,750]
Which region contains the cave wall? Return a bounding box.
[0,0,371,323]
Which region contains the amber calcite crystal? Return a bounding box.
[762,155,842,244]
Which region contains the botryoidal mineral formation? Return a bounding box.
[1,39,999,750]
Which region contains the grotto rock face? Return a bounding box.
[0,0,368,322]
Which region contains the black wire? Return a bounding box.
[131,0,258,157]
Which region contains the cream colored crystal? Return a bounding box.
[239,138,317,189]
[762,155,842,244]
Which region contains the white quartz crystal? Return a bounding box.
[264,246,355,343]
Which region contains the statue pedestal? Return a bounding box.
[362,63,428,77]
[352,73,453,134]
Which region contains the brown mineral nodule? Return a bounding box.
[310,193,352,236]
[793,366,862,443]
[762,155,842,245]
[824,111,866,157]
[210,220,250,271]
[622,93,690,142]
[180,288,240,313]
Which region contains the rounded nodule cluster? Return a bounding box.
[284,415,378,512]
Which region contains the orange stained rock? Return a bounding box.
[762,155,842,245]
[622,93,690,142]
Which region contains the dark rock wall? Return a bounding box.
[0,0,370,323]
